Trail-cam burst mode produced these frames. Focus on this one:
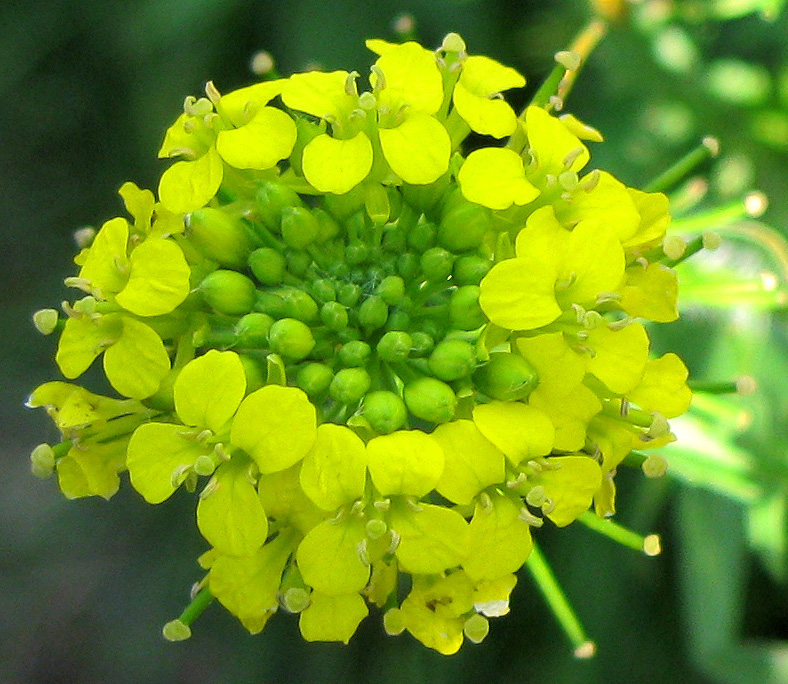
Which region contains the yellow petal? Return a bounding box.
[453,82,519,138]
[378,113,450,185]
[628,352,692,418]
[367,430,444,498]
[473,401,554,465]
[458,147,540,210]
[281,70,355,120]
[158,147,223,214]
[216,107,297,170]
[373,42,443,115]
[585,323,650,394]
[561,219,626,305]
[220,79,286,126]
[301,132,373,194]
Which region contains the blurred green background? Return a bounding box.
[2,0,788,682]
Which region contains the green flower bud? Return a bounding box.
[438,200,491,252]
[284,249,312,277]
[256,181,303,232]
[320,301,348,331]
[453,254,492,286]
[309,338,335,360]
[419,318,444,342]
[254,292,288,318]
[330,367,372,404]
[281,206,320,249]
[337,326,361,343]
[407,218,437,253]
[323,185,365,221]
[449,285,486,330]
[346,240,369,265]
[410,331,435,357]
[385,309,411,332]
[187,208,254,269]
[382,227,407,253]
[377,275,406,306]
[404,377,457,424]
[376,331,412,363]
[199,269,257,315]
[365,182,390,225]
[296,362,334,397]
[280,288,319,322]
[362,390,408,434]
[239,354,265,392]
[234,312,274,347]
[313,208,341,243]
[30,443,56,479]
[339,340,372,367]
[249,247,286,286]
[428,339,477,381]
[33,309,59,335]
[268,318,315,361]
[401,174,452,213]
[420,247,455,282]
[396,252,420,280]
[473,352,538,401]
[311,278,336,303]
[358,295,389,332]
[338,282,362,308]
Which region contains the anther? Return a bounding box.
[73,226,95,249]
[199,477,220,499]
[663,235,687,260]
[580,169,601,192]
[702,231,722,250]
[607,316,633,331]
[549,95,564,111]
[562,147,584,170]
[204,81,221,106]
[518,507,544,527]
[344,71,360,97]
[370,65,386,92]
[555,50,581,72]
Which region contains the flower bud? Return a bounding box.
[279,288,319,322]
[234,312,274,347]
[345,240,370,265]
[30,443,56,479]
[249,247,286,286]
[268,318,315,361]
[187,208,254,268]
[358,295,389,332]
[428,339,477,381]
[421,247,455,282]
[376,331,412,363]
[382,227,407,253]
[404,377,457,424]
[453,255,491,286]
[313,208,341,243]
[438,200,491,252]
[407,218,437,253]
[449,285,485,330]
[473,352,538,401]
[323,185,365,221]
[311,278,336,303]
[296,363,334,397]
[396,252,420,280]
[284,249,312,277]
[239,354,265,392]
[281,206,320,249]
[338,282,362,307]
[401,174,452,213]
[362,390,408,434]
[376,275,406,306]
[199,269,257,315]
[330,367,372,404]
[385,309,411,332]
[320,301,349,331]
[410,331,435,357]
[256,181,304,232]
[339,340,372,367]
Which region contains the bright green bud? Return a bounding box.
[284,249,312,277]
[421,247,455,282]
[358,295,389,332]
[382,227,407,253]
[428,339,477,381]
[311,278,336,303]
[199,269,256,315]
[377,275,406,306]
[376,331,412,363]
[296,362,334,397]
[438,200,491,252]
[280,288,319,322]
[187,208,253,268]
[397,253,420,280]
[404,376,457,424]
[239,354,265,392]
[464,614,490,644]
[345,240,370,265]
[402,174,452,213]
[320,301,349,331]
[281,206,320,249]
[234,312,274,347]
[385,309,411,332]
[313,208,341,243]
[362,390,408,434]
[249,247,286,286]
[254,291,288,318]
[339,340,372,367]
[330,367,372,404]
[33,309,59,335]
[337,326,361,343]
[268,318,315,361]
[30,443,56,478]
[256,181,303,232]
[410,331,435,357]
[407,218,437,253]
[453,254,491,286]
[323,185,365,221]
[473,352,538,401]
[449,286,485,330]
[365,183,390,225]
[338,283,362,308]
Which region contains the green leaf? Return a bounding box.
[298,591,368,643]
[103,317,170,399]
[174,350,246,432]
[299,423,367,511]
[230,385,317,473]
[296,516,370,595]
[126,422,207,503]
[197,457,269,556]
[389,501,469,574]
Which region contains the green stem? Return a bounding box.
[670,193,767,235]
[162,586,214,642]
[643,137,719,193]
[525,542,595,658]
[577,511,661,556]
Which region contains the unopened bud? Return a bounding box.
[296,363,334,397]
[409,331,435,357]
[376,275,406,306]
[358,295,389,332]
[187,208,254,268]
[249,247,286,286]
[268,318,315,361]
[33,309,59,335]
[376,331,412,364]
[234,312,274,347]
[438,201,491,252]
[329,367,372,405]
[449,285,485,330]
[428,339,477,381]
[362,390,408,434]
[281,206,320,249]
[474,352,538,401]
[403,377,457,424]
[339,340,372,367]
[30,443,56,478]
[453,255,492,286]
[320,301,349,331]
[421,247,455,282]
[255,181,304,232]
[199,270,256,315]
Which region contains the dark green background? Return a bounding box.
[2,1,787,682]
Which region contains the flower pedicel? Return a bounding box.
[30,29,719,655]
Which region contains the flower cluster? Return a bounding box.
[30,33,693,653]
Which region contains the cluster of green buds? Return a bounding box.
[30,31,705,654]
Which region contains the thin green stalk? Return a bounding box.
[643,137,719,193]
[577,511,661,556]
